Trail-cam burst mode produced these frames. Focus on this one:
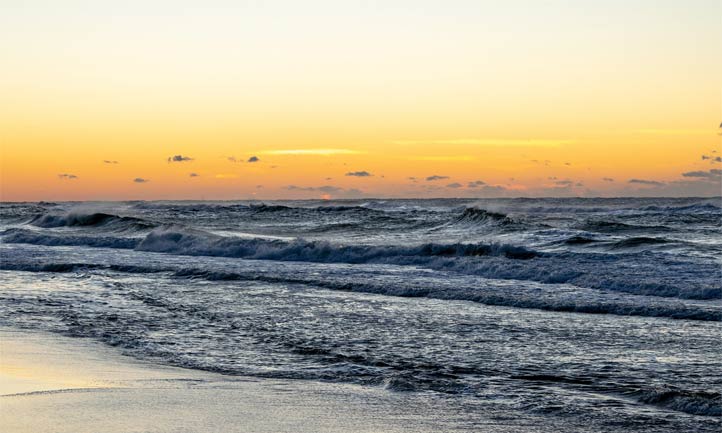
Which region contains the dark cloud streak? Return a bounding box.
[167,155,193,163]
[425,175,449,181]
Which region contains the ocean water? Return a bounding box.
[1,197,720,431]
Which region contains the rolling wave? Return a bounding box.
[3,225,719,300]
[29,211,155,232]
[453,208,513,224]
[135,227,539,260]
[3,228,140,249]
[575,220,673,234]
[632,387,721,417]
[2,258,719,321]
[639,203,721,213]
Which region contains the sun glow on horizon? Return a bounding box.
[1,1,720,201]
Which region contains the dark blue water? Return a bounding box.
[1,198,720,432]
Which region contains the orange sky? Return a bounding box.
[1,1,721,201]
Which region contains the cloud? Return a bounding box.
[467,180,486,187]
[247,156,259,163]
[681,169,722,180]
[633,129,713,136]
[189,173,200,177]
[133,178,149,183]
[286,185,315,191]
[103,160,118,164]
[554,180,574,186]
[410,156,475,162]
[446,182,462,188]
[391,138,571,147]
[262,149,361,156]
[227,156,237,162]
[602,177,615,182]
[701,155,722,163]
[627,179,721,197]
[58,174,78,180]
[345,171,372,177]
[286,185,344,193]
[426,175,449,181]
[168,155,193,163]
[628,179,665,186]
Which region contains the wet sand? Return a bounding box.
[0,328,496,433]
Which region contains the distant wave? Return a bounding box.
[427,207,533,233]
[563,235,598,245]
[29,211,155,232]
[452,208,515,225]
[639,203,722,213]
[250,203,388,215]
[561,235,675,249]
[575,220,673,233]
[607,236,671,249]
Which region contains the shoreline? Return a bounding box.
[0,327,491,433]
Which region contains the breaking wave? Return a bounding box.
[3,225,719,300]
[29,211,155,232]
[2,228,140,249]
[136,227,538,261]
[576,220,673,234]
[2,257,719,322]
[631,387,721,417]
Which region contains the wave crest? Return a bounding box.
[29,211,155,231]
[137,228,539,261]
[633,387,721,417]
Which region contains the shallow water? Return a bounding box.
[1,198,720,431]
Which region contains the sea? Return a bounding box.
[1,197,720,432]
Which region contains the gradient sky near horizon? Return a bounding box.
[1,0,720,201]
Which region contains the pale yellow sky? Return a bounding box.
[1,0,720,200]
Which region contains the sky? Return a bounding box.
[1,0,721,201]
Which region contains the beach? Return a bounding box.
[1,328,492,433]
